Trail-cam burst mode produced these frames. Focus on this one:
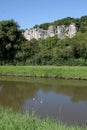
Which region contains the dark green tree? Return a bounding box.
[16,39,39,64]
[0,19,25,64]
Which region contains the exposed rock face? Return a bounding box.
[57,25,66,39]
[23,23,77,41]
[24,27,47,40]
[47,25,56,37]
[68,23,77,38]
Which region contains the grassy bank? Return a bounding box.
[0,66,87,79]
[0,107,85,130]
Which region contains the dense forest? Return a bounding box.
[0,16,87,65]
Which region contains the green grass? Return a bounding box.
[0,107,85,130]
[0,66,87,79]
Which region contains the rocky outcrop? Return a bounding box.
[24,27,47,41]
[57,25,66,39]
[47,25,56,37]
[23,23,77,41]
[66,23,77,38]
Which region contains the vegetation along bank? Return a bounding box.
[0,107,85,130]
[0,66,87,80]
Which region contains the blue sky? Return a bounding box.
[0,0,87,29]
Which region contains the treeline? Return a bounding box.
[16,33,87,66]
[39,16,87,33]
[0,16,87,66]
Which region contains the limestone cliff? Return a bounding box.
[23,23,77,41]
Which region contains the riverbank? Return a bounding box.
[0,66,87,80]
[0,107,85,130]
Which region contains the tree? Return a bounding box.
[16,39,39,64]
[0,19,25,64]
[79,16,87,33]
[39,23,50,30]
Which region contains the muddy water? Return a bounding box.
[0,77,87,125]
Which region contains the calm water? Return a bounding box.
[0,77,87,126]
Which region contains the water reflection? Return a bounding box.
[0,78,87,125]
[0,86,3,91]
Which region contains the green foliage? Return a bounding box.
[53,17,75,26]
[79,16,87,32]
[16,38,39,64]
[1,66,87,79]
[0,107,83,130]
[39,15,87,33]
[39,23,50,30]
[0,16,87,66]
[0,19,25,64]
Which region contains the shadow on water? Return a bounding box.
[0,77,87,126]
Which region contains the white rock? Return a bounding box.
[68,23,77,38]
[57,25,66,39]
[47,25,56,37]
[23,23,77,40]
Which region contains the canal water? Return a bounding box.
[0,77,87,126]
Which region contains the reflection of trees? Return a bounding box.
[0,81,39,110]
[0,79,87,110]
[35,79,87,103]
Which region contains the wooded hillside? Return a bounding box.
[0,16,87,65]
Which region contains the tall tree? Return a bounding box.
[0,19,25,64]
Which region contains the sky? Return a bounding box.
[0,0,87,29]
